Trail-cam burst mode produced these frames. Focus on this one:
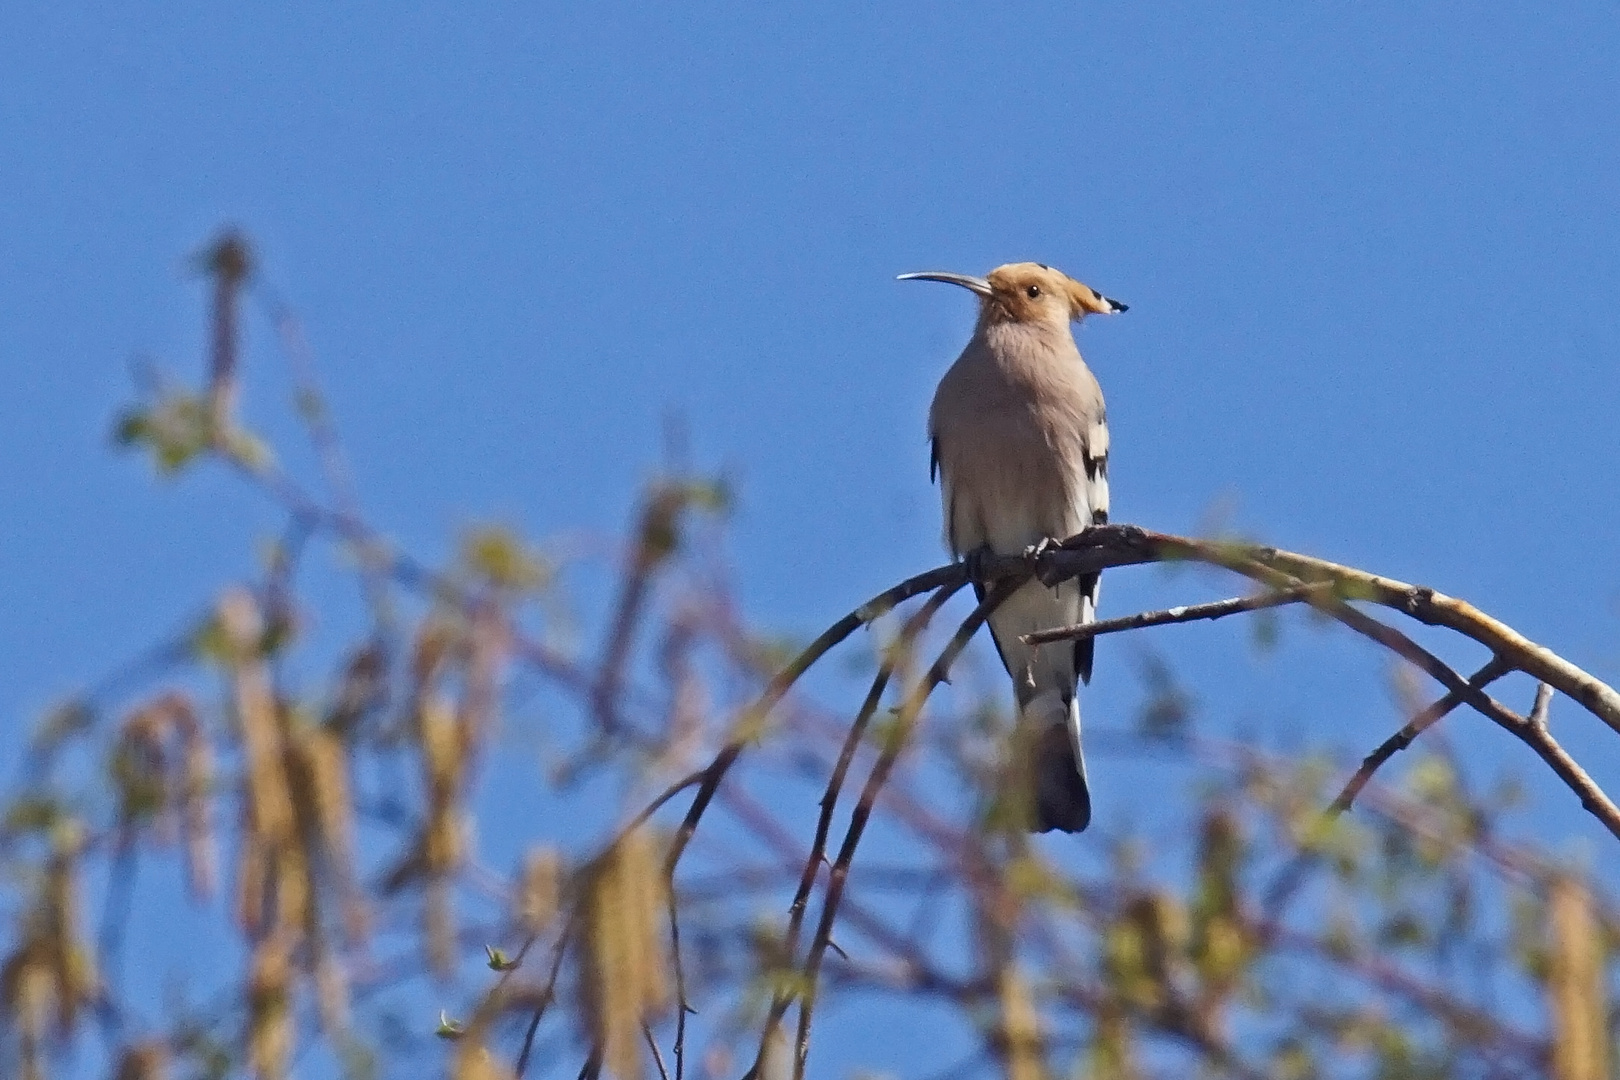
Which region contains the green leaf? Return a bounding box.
[113,393,213,475]
[460,524,551,593]
[3,793,69,835]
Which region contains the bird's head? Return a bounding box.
[898,262,1126,328]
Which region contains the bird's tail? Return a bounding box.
[1022,689,1091,833]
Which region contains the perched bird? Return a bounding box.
[901,262,1126,832]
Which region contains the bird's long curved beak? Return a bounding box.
[896,271,992,297]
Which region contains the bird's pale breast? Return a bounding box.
[929,323,1103,557]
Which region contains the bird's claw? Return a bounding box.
[963,546,993,587]
[965,539,1063,588]
[1022,537,1058,563]
[1024,537,1064,587]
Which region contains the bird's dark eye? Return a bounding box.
[1025,285,1041,299]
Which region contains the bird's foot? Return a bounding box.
[1024,537,1065,588]
[1022,537,1059,562]
[963,545,995,588]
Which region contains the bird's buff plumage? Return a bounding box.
[904,262,1124,832]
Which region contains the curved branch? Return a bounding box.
[1005,525,1620,737]
[970,525,1620,838]
[749,580,968,1075]
[1329,656,1512,816]
[517,522,1620,1077]
[793,578,1021,1080]
[663,562,968,876]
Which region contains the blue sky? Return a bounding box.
[3,1,1619,1073]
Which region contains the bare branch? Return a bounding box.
[1328,656,1513,817]
[750,581,967,1074]
[1022,582,1328,647]
[970,526,1620,837]
[1530,682,1555,730]
[661,564,971,877]
[1003,525,1620,738]
[793,578,1021,1080]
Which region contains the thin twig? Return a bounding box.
[715,785,975,1006]
[1206,551,1620,839]
[592,487,674,735]
[648,568,965,1079]
[1260,655,1517,921]
[793,578,1020,1080]
[1329,656,1513,816]
[749,581,966,1074]
[1530,682,1554,730]
[513,913,580,1077]
[667,880,688,1080]
[662,562,970,879]
[505,770,707,1078]
[1022,582,1328,646]
[248,291,405,697]
[643,1023,671,1080]
[95,845,140,1003]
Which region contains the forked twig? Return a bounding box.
[748,580,967,1074]
[793,578,1021,1080]
[1329,656,1512,816]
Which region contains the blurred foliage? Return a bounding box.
[1,232,1615,1080]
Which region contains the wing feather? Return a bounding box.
[1075,417,1109,683]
